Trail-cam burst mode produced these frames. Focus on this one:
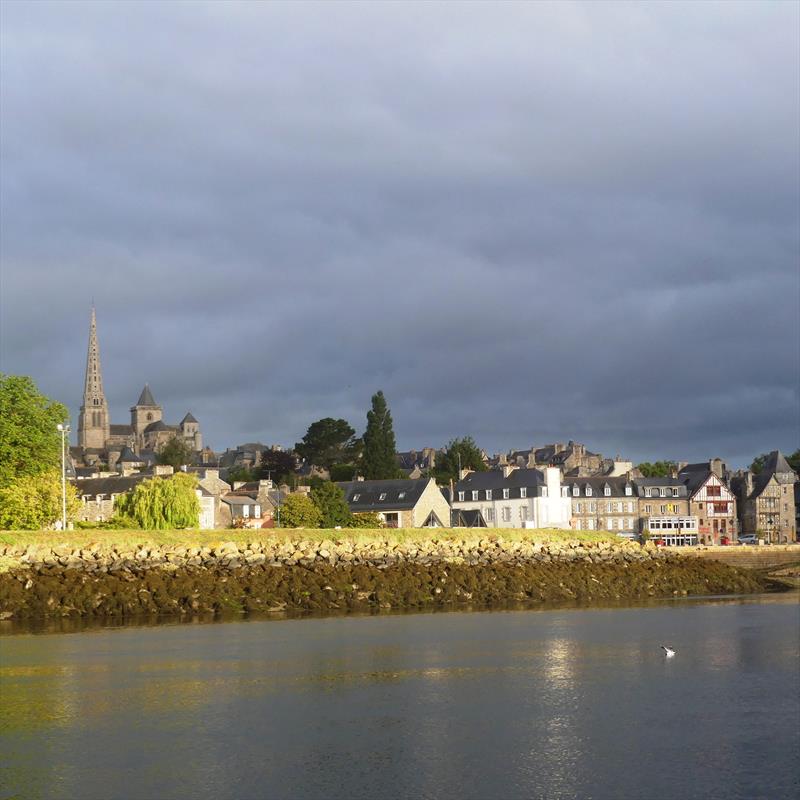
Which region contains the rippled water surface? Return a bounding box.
[2,594,799,800]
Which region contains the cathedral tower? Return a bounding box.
[77,306,110,449]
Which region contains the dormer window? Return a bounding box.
[503,488,509,499]
[520,488,527,499]
[604,487,611,497]
[572,486,579,497]
[472,491,479,501]
[586,486,592,497]
[659,488,667,497]
[562,487,569,497]
[486,490,492,500]
[625,486,632,496]
[645,488,652,498]
[379,493,387,501]
[353,494,360,501]
[398,492,406,499]
[672,488,679,497]
[458,491,465,502]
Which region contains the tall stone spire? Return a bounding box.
[78,305,110,449]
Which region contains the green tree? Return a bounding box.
[295,418,359,471]
[788,450,800,473]
[115,472,200,529]
[0,471,80,530]
[311,481,352,528]
[0,374,69,489]
[360,390,400,480]
[434,437,487,484]
[157,436,195,469]
[329,463,357,482]
[226,465,257,484]
[751,451,800,474]
[278,493,322,528]
[636,461,676,477]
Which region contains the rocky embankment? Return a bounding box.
[0,536,772,619]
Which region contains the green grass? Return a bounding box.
[0,527,617,551]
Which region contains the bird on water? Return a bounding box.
[661,645,676,658]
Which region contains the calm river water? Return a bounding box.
[1,594,799,800]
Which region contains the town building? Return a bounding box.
[565,476,638,536]
[452,466,572,529]
[731,451,797,543]
[75,307,202,468]
[633,478,697,545]
[678,461,738,545]
[338,477,451,528]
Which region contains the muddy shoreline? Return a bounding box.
[0,557,773,620]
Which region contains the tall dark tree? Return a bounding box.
[258,449,298,485]
[434,437,487,484]
[294,418,358,471]
[360,390,399,480]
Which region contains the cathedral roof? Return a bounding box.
[181,412,198,424]
[136,384,158,407]
[144,420,172,433]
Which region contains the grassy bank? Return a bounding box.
[0,528,617,551]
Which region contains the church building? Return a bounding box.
[75,307,202,468]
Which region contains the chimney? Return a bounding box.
[526,452,536,468]
[555,442,565,454]
[498,453,508,465]
[202,468,219,481]
[502,464,516,478]
[710,458,724,479]
[259,479,274,490]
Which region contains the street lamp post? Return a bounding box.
[56,423,70,531]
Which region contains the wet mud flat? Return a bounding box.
[0,557,772,620]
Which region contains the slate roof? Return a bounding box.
[181,412,198,424]
[680,469,713,496]
[136,384,158,407]
[566,476,634,497]
[117,446,143,463]
[73,474,151,499]
[110,424,134,436]
[762,450,797,482]
[454,468,546,499]
[144,420,175,433]
[451,509,487,527]
[632,478,688,498]
[337,478,431,511]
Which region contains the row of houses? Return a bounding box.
[72,450,797,544]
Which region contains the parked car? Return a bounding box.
[739,534,758,545]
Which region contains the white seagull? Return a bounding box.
[661,645,676,658]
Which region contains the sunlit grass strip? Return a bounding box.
[0,527,617,550]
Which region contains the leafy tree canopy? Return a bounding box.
[329,463,357,482]
[360,390,400,480]
[278,493,322,528]
[0,471,79,530]
[226,466,258,484]
[434,437,487,484]
[157,436,195,469]
[258,449,298,485]
[636,461,676,478]
[115,472,200,529]
[295,418,359,471]
[347,511,383,529]
[311,481,352,528]
[0,374,69,489]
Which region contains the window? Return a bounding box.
[458,491,465,502]
[576,502,583,513]
[353,494,360,501]
[503,488,510,499]
[672,488,679,497]
[520,507,529,521]
[645,504,652,514]
[398,492,406,499]
[520,488,527,499]
[645,488,652,498]
[660,488,667,497]
[586,486,593,497]
[562,488,569,498]
[604,487,611,497]
[502,507,511,522]
[572,486,579,497]
[625,486,632,496]
[472,491,479,501]
[590,502,596,513]
[541,487,547,497]
[587,518,595,530]
[486,508,494,522]
[486,490,493,500]
[707,485,721,497]
[379,493,387,501]
[660,505,667,514]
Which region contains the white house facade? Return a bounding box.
[452,467,571,529]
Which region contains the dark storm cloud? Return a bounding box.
[1,0,798,466]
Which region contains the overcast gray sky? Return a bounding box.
[1,0,798,466]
